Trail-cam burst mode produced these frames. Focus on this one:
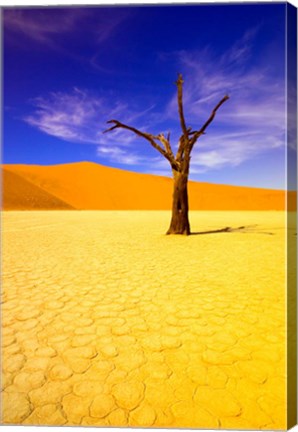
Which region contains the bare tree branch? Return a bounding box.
[190,95,229,149]
[176,137,185,163]
[156,133,175,160]
[104,120,179,170]
[176,74,189,141]
[175,129,193,164]
[104,119,164,152]
[188,130,205,136]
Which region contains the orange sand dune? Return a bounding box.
[2,162,289,210]
[2,168,74,210]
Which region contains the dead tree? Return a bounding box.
[104,74,229,235]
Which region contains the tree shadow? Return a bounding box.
[191,224,275,236]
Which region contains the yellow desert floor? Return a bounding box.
[1,210,286,429]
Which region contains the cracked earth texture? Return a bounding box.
[1,211,286,429]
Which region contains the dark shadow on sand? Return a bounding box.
[191,225,275,236]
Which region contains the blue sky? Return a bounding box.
[3,4,288,188]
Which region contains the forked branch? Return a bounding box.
[104,120,179,170]
[156,133,175,160]
[175,75,229,161]
[189,95,229,149]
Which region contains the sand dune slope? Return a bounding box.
[2,162,287,210]
[2,169,74,210]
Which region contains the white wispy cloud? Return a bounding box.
[25,88,129,144]
[97,145,150,166]
[24,87,162,167]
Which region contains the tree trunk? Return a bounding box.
[166,170,190,235]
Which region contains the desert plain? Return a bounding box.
[1,209,287,429]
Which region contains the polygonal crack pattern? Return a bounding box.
[1,211,286,428]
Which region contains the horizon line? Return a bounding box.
[2,160,294,192]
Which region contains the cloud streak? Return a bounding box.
[3,9,82,48]
[24,87,161,167]
[25,88,127,143]
[97,146,159,166]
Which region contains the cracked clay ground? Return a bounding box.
[2,211,286,429]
